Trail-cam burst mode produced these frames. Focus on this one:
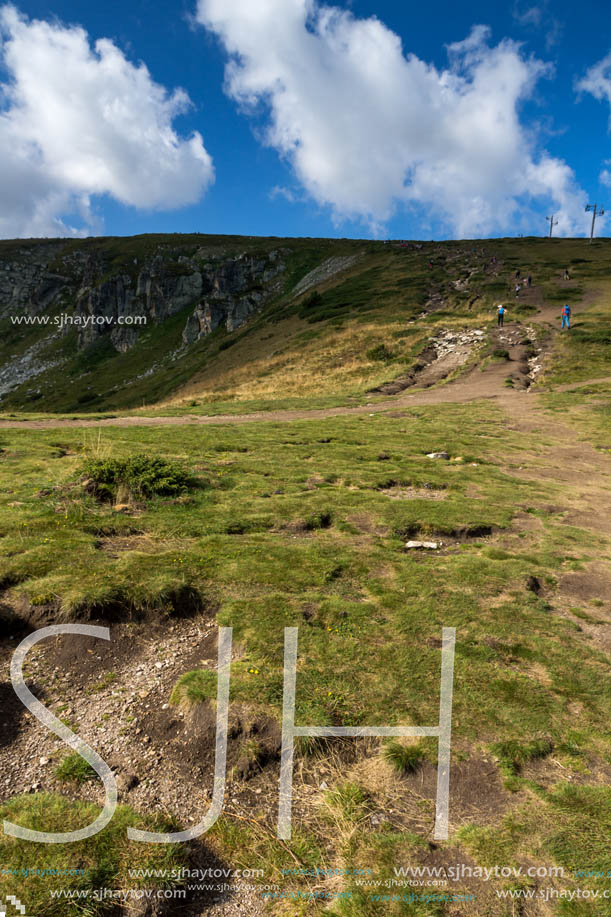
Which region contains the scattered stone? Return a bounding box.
[39,756,49,766]
[319,780,329,790]
[370,812,390,826]
[405,541,440,550]
[426,451,449,460]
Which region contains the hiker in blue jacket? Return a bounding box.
[497,304,506,328]
[561,303,571,329]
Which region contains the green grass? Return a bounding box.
[457,784,611,911]
[1,235,611,913]
[170,669,218,706]
[0,397,604,911]
[383,741,426,775]
[54,752,97,783]
[0,794,187,916]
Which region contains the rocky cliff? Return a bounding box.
[0,233,366,411]
[0,238,287,354]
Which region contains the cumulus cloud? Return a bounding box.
[196,0,586,237]
[577,51,611,118]
[0,4,214,237]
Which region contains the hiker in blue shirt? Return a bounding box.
[497,304,506,328]
[561,303,571,329]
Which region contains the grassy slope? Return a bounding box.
[3,234,611,417]
[0,236,610,915]
[153,236,611,413]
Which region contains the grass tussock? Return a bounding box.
[383,740,425,775]
[491,737,554,780]
[54,752,96,783]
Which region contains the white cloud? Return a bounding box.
[577,54,611,206]
[196,0,586,238]
[600,159,611,188]
[269,185,298,203]
[577,51,611,121]
[0,4,214,238]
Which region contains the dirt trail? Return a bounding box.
[0,275,605,432]
[1,371,610,431]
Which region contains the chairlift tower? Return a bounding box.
[585,203,605,242]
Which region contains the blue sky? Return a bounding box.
[1,0,611,239]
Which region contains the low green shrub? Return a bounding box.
[366,344,397,362]
[304,510,333,530]
[82,455,197,500]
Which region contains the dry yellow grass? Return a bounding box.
[165,318,417,405]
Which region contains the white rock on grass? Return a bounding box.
[405,541,440,550]
[426,451,449,459]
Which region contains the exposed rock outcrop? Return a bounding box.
[291,254,360,299]
[0,240,288,355]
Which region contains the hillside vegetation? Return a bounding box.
[1,233,609,415]
[0,235,609,915]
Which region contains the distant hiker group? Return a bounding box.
[514,268,533,297]
[408,249,573,335]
